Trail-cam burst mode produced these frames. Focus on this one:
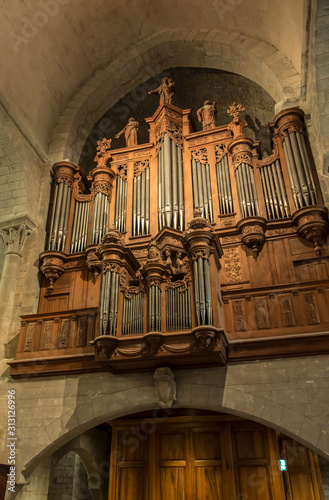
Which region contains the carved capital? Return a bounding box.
[52,161,78,188]
[0,216,36,256]
[272,108,306,140]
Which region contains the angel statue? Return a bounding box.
[148,77,175,105]
[115,118,139,147]
[197,100,217,131]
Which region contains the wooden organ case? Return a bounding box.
[10,100,329,377]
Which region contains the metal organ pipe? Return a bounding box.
[132,167,150,236]
[115,176,127,233]
[191,160,214,221]
[158,134,184,231]
[100,270,120,336]
[193,256,213,326]
[166,286,191,331]
[70,200,90,253]
[48,181,72,252]
[148,285,161,332]
[235,163,259,218]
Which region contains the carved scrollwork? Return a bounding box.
[233,151,253,169]
[191,248,210,261]
[101,225,125,246]
[102,262,121,274]
[146,278,162,289]
[134,159,149,177]
[117,164,127,180]
[215,143,227,163]
[191,148,208,164]
[155,120,183,154]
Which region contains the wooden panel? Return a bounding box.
[117,467,146,500]
[195,466,222,500]
[159,431,185,460]
[238,466,272,499]
[290,473,316,500]
[117,430,145,461]
[193,430,221,460]
[160,467,186,500]
[235,430,267,459]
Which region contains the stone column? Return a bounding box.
[0,216,36,355]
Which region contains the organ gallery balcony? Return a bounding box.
[9,97,329,377]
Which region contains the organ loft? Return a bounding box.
[6,74,329,499]
[10,77,329,377]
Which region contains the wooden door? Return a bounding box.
[108,416,324,500]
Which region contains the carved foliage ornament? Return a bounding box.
[191,148,208,165]
[191,248,211,261]
[227,102,246,119]
[94,138,112,161]
[117,164,127,181]
[215,143,227,163]
[156,121,183,154]
[0,224,30,256]
[223,248,241,283]
[134,159,149,177]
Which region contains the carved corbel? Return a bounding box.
[39,250,66,293]
[292,205,329,256]
[237,217,267,258]
[85,245,101,279]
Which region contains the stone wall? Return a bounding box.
[320,457,329,499]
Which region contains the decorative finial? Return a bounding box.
[227,102,245,119]
[94,138,112,166]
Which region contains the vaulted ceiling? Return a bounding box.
[0,0,304,158]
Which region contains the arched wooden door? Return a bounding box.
[108,415,324,500]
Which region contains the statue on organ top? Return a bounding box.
[115,118,139,147]
[197,100,217,131]
[148,77,175,105]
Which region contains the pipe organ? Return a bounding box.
[10,99,329,377]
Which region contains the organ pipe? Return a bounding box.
[48,181,72,251]
[100,270,119,335]
[235,163,259,218]
[132,168,150,236]
[166,285,191,331]
[148,285,161,331]
[92,192,109,244]
[193,256,213,326]
[282,130,317,209]
[260,160,289,220]
[122,292,145,335]
[158,133,184,231]
[191,159,213,221]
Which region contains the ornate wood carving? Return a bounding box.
[24,323,36,351]
[254,297,270,329]
[304,292,320,325]
[279,294,295,327]
[223,248,242,283]
[233,300,246,331]
[59,319,70,348]
[41,321,52,350]
[134,159,149,177]
[77,317,88,347]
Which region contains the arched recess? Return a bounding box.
[48,29,301,165]
[16,357,329,479]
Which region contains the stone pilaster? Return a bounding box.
[0,216,36,354]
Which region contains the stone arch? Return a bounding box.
[48,29,301,165]
[17,358,329,478]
